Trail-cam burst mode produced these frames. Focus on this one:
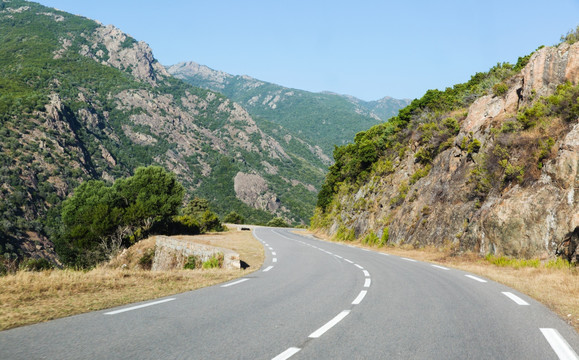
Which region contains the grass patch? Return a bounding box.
[0,227,263,330]
[485,254,540,269]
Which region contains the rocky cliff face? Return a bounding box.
[318,42,579,262]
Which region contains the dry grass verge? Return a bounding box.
[308,230,579,334]
[0,227,263,331]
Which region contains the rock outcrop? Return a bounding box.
[321,42,579,262]
[234,172,281,212]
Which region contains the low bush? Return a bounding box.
[184,255,201,270]
[362,232,379,246]
[267,217,290,228]
[138,248,155,270]
[492,82,509,97]
[20,258,53,272]
[202,253,224,269]
[378,227,389,247]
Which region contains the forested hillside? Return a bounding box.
[0,0,326,264]
[167,62,410,158]
[313,33,579,263]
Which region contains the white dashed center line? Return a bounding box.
[221,278,249,288]
[263,266,274,272]
[465,275,487,283]
[363,270,370,277]
[273,258,278,263]
[344,259,354,264]
[540,328,579,360]
[309,310,351,338]
[272,347,301,360]
[104,298,175,315]
[501,292,529,306]
[354,264,364,269]
[431,264,450,270]
[352,290,368,305]
[364,278,371,288]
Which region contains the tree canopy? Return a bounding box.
[55,166,184,267]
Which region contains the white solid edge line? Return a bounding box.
[501,292,530,306]
[361,249,370,252]
[352,290,368,305]
[272,347,301,360]
[344,259,354,264]
[354,264,364,269]
[540,328,579,360]
[104,298,176,315]
[380,253,390,256]
[221,278,250,288]
[431,264,450,270]
[309,310,351,338]
[465,275,487,283]
[263,266,274,272]
[402,257,417,262]
[364,278,371,288]
[273,258,278,263]
[363,270,370,277]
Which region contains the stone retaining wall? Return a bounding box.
[151,236,240,271]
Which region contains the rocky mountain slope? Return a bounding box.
[167,62,410,158]
[0,0,328,261]
[313,40,579,262]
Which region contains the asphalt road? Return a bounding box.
[1,227,578,359]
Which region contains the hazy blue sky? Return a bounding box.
[37,0,579,101]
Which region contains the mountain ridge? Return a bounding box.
[167,61,411,157]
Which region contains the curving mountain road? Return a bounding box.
[1,227,578,359]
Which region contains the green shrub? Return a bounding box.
[442,117,460,135]
[21,258,53,271]
[223,211,244,224]
[171,215,201,235]
[409,165,431,185]
[537,137,555,168]
[390,181,409,207]
[378,227,389,247]
[545,257,572,269]
[200,210,224,232]
[499,120,522,133]
[500,160,524,183]
[467,166,491,199]
[492,82,509,97]
[362,232,379,246]
[414,147,433,165]
[561,25,579,45]
[138,248,155,270]
[467,139,481,154]
[202,253,223,269]
[335,225,356,242]
[184,255,200,270]
[267,217,290,228]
